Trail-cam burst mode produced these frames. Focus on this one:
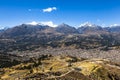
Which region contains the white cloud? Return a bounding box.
[43,7,57,12]
[27,21,38,25]
[40,21,57,27]
[26,21,57,27]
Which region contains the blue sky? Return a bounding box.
[0,0,120,27]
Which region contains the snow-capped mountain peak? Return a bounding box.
[0,26,5,30]
[26,21,57,27]
[0,26,9,30]
[79,22,97,27]
[110,24,120,27]
[27,21,39,25]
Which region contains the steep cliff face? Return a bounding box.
[0,55,120,80]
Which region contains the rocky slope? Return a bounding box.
[0,23,120,80]
[0,23,120,53]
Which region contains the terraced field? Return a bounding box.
[0,55,120,80]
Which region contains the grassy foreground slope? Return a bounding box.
[0,55,120,80]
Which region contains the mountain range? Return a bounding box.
[0,23,120,80]
[0,22,120,53]
[1,22,120,34]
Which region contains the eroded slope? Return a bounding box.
[0,55,120,80]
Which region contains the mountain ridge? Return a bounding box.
[0,23,120,53]
[0,23,120,80]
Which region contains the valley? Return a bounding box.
[0,23,120,80]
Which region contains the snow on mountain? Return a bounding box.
[78,22,103,33]
[110,24,120,27]
[79,22,97,27]
[0,26,9,31]
[26,21,57,27]
[0,26,5,30]
[105,24,120,32]
[27,21,39,25]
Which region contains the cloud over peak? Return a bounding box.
[27,21,38,25]
[43,7,57,12]
[27,21,57,27]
